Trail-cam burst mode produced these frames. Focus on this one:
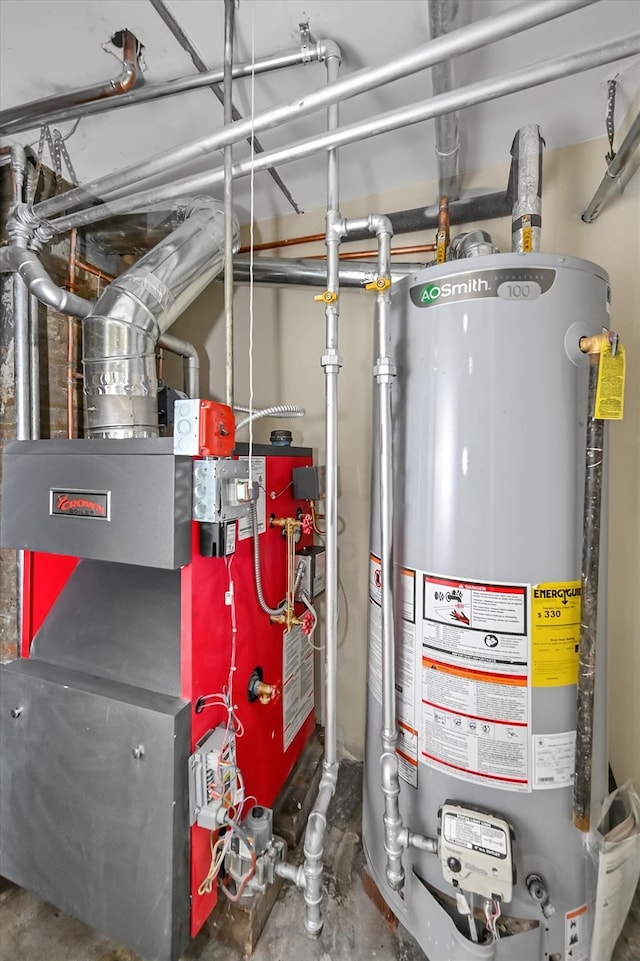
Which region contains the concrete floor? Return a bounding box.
[1,762,638,961]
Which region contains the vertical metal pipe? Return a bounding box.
[372,219,406,892]
[10,145,29,441]
[323,52,341,770]
[573,347,606,831]
[9,144,28,672]
[28,294,40,439]
[303,47,342,940]
[224,0,235,409]
[25,165,40,440]
[67,229,78,439]
[427,0,462,201]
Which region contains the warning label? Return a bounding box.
[424,574,528,668]
[368,555,418,787]
[283,625,314,752]
[565,903,589,961]
[421,658,529,790]
[420,572,530,792]
[238,455,266,541]
[595,341,626,420]
[532,581,581,687]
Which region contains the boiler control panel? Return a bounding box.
[438,801,515,902]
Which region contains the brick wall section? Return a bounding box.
[0,167,101,662]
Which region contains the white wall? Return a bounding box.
[167,133,640,786]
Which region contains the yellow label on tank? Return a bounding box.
[522,225,533,252]
[595,342,625,420]
[532,581,581,687]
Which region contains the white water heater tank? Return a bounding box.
[363,253,609,961]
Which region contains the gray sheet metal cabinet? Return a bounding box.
[0,659,191,961]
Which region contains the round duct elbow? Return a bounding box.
[83,197,238,439]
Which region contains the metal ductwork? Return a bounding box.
[510,123,544,252]
[83,197,237,439]
[427,0,465,201]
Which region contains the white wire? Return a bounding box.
[248,5,256,488]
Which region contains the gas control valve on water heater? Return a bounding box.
[364,252,613,961]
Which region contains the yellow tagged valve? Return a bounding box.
[314,290,338,304]
[595,342,626,420]
[365,276,391,292]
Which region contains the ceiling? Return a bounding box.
[1,0,639,224]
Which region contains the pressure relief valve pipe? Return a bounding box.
[572,330,620,831]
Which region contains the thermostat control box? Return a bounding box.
[438,801,515,902]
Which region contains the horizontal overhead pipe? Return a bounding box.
[348,190,511,240]
[0,47,332,136]
[582,110,640,222]
[0,30,142,136]
[232,255,422,288]
[32,0,598,221]
[45,33,640,235]
[237,191,510,254]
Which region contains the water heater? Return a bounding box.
[363,253,609,961]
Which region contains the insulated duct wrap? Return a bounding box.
[83,197,238,438]
[510,123,544,252]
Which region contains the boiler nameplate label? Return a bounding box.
[50,489,111,520]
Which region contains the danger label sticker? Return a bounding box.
[532,581,581,687]
[420,572,530,792]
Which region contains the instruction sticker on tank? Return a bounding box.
[420,572,530,792]
[237,455,266,541]
[533,730,576,789]
[282,625,314,752]
[565,904,589,961]
[423,575,528,668]
[368,554,419,787]
[532,581,581,686]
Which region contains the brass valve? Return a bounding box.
[254,680,280,705]
[365,276,391,292]
[314,289,338,304]
[248,668,281,705]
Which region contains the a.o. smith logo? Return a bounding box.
[410,267,556,308]
[50,489,110,520]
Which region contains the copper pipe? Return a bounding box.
[239,232,325,254]
[74,259,115,284]
[66,229,78,439]
[438,195,450,234]
[112,31,140,96]
[435,194,450,263]
[0,31,141,136]
[307,243,436,261]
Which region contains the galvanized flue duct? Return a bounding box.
[83,197,237,438]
